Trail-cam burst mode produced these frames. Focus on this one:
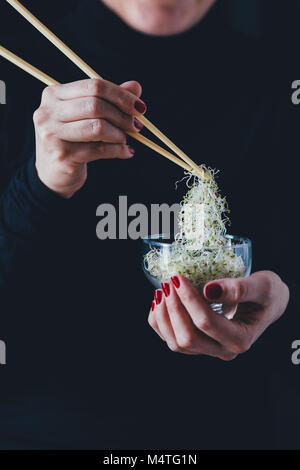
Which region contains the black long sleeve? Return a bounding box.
[0,154,71,281]
[0,0,299,449]
[0,69,73,288]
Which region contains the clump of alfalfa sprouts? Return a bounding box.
[144,166,245,290]
[175,166,229,249]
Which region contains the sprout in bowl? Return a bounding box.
[141,165,252,314]
[142,234,252,292]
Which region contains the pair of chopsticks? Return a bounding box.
[1,0,205,178]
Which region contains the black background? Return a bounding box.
[1,0,300,41]
[0,0,300,452]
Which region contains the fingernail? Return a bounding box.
[128,146,135,155]
[151,300,155,311]
[135,101,146,114]
[161,282,170,297]
[134,118,144,130]
[155,290,162,305]
[171,276,180,289]
[204,283,223,300]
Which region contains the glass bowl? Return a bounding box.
[142,234,252,314]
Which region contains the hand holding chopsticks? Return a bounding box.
[2,0,205,178]
[0,45,193,174]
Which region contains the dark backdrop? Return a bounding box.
[0,0,299,452]
[1,0,300,41]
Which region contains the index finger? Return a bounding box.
[48,79,147,116]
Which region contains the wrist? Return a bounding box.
[35,163,81,199]
[27,157,72,206]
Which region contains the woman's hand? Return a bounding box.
[148,271,289,360]
[33,79,146,198]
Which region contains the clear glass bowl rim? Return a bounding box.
[142,234,252,249]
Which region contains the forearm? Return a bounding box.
[0,156,69,288]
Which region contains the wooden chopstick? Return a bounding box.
[0,45,58,86]
[6,0,205,179]
[0,44,193,173]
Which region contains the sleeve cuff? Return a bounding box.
[27,157,70,212]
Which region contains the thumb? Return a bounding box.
[120,80,142,98]
[203,274,265,305]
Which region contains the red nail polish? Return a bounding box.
[155,290,162,305]
[151,301,155,311]
[205,283,223,300]
[161,282,170,297]
[171,276,180,289]
[128,146,135,155]
[135,101,146,114]
[134,118,144,130]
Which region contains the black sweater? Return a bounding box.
[0,0,299,449]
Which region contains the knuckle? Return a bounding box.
[168,342,180,353]
[41,86,54,102]
[33,107,49,125]
[60,162,79,177]
[41,88,49,102]
[177,334,194,350]
[97,142,107,155]
[219,352,238,362]
[262,275,274,299]
[194,315,210,332]
[38,125,54,142]
[148,314,155,328]
[228,279,247,303]
[116,93,129,111]
[258,271,285,304]
[180,289,194,305]
[88,79,104,96]
[86,97,99,116]
[89,119,103,137]
[52,148,67,163]
[262,270,279,281]
[233,280,246,303]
